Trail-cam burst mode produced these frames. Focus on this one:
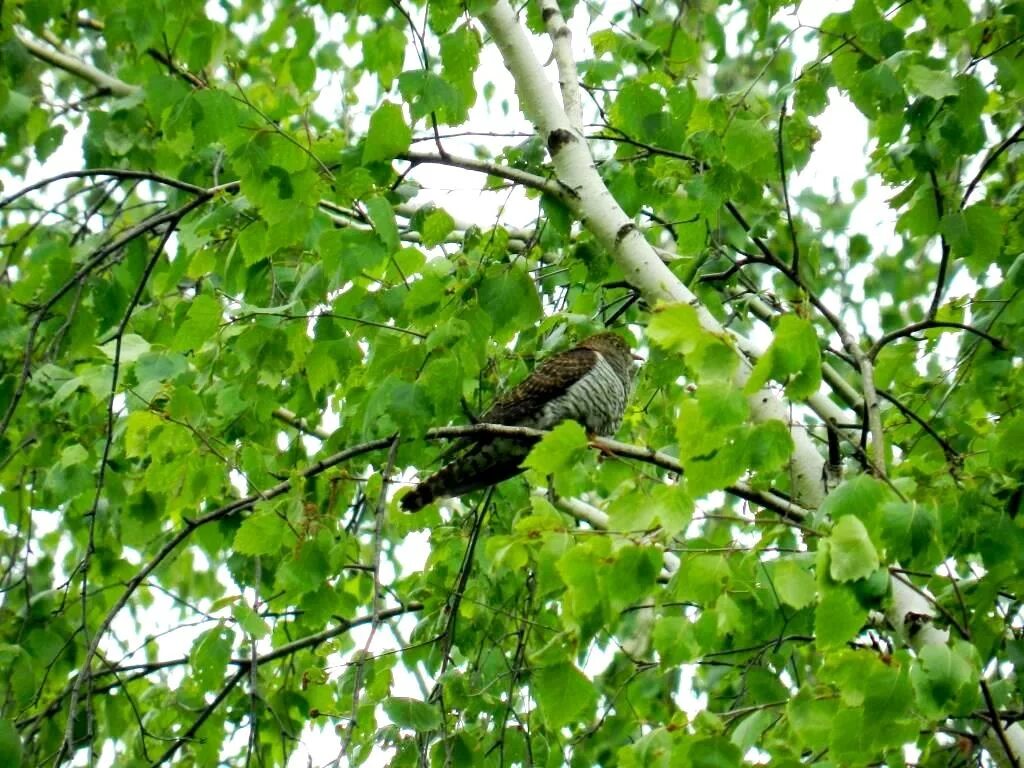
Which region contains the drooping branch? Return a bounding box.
[868,319,1006,361]
[149,602,423,766]
[0,169,206,208]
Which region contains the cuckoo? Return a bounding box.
[401,332,638,512]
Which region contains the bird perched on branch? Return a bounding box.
[400,332,638,512]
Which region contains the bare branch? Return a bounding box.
[961,123,1024,209]
[868,319,1006,361]
[776,100,801,275]
[927,168,953,319]
[0,169,206,209]
[401,151,566,198]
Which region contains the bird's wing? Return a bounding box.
[481,346,599,426]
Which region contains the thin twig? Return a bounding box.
[927,168,952,319]
[961,123,1024,209]
[868,320,1005,361]
[777,100,800,275]
[401,151,566,199]
[340,436,399,753]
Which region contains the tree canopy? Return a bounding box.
[1,0,1023,766]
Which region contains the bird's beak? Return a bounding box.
[631,353,644,361]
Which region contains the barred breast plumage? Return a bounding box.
[400,332,637,512]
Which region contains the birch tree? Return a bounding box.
[1,1,1022,766]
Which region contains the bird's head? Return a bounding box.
[579,332,641,381]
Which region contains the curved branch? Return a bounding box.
[430,424,811,524]
[961,122,1024,209]
[0,169,207,209]
[868,320,1006,361]
[268,411,811,524]
[0,193,217,445]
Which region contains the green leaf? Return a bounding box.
[611,82,667,145]
[815,586,867,648]
[731,710,776,752]
[0,719,21,768]
[532,663,598,728]
[744,315,821,399]
[881,501,938,564]
[906,65,959,99]
[476,265,542,338]
[648,304,736,384]
[100,333,150,363]
[191,626,233,690]
[364,196,401,254]
[961,203,1003,275]
[772,558,817,609]
[172,294,222,352]
[607,545,661,612]
[397,70,461,122]
[413,207,455,248]
[911,643,979,718]
[748,419,794,472]
[653,615,700,666]
[384,697,443,731]
[363,102,412,164]
[723,117,775,170]
[828,515,880,582]
[788,687,838,750]
[234,512,287,556]
[232,601,270,639]
[819,475,890,534]
[608,484,693,536]
[523,421,589,475]
[320,228,388,284]
[363,27,407,89]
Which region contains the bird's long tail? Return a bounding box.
[400,438,532,512]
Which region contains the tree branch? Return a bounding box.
[868,319,1006,361]
[0,169,206,208]
[401,151,566,198]
[927,168,952,319]
[16,32,139,97]
[539,0,584,134]
[961,122,1024,209]
[776,100,800,275]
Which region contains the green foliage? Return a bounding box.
[1,0,1022,766]
[745,314,822,399]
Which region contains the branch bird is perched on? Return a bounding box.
[401,332,639,512]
